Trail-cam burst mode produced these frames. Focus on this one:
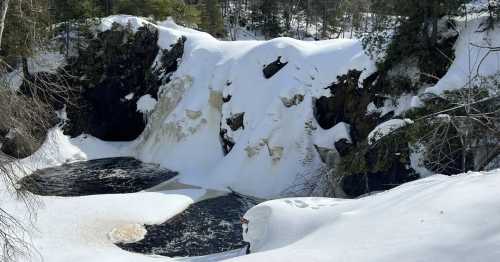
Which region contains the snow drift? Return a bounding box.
[237,169,500,262]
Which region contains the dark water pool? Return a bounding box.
[117,193,260,257]
[20,157,261,258]
[19,157,177,196]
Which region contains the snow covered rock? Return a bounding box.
[122,17,375,198]
[136,95,158,114]
[367,119,414,145]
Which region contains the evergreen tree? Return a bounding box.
[113,0,200,26]
[199,0,225,38]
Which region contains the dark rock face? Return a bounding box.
[63,23,161,141]
[341,128,418,198]
[19,157,177,196]
[220,129,236,155]
[118,193,260,257]
[226,113,245,131]
[334,138,353,157]
[263,56,288,79]
[314,70,419,197]
[342,164,418,197]
[61,24,186,142]
[0,132,39,159]
[314,70,377,141]
[156,36,187,83]
[220,113,245,155]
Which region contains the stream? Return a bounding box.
[20,157,260,258]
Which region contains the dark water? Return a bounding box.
[19,157,177,196]
[20,157,261,257]
[117,193,260,257]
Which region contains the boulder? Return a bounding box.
[226,112,245,131]
[263,56,288,79]
[334,138,353,157]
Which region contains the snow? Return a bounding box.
[17,129,131,173]
[313,122,351,149]
[98,15,153,32]
[235,169,500,262]
[409,144,434,178]
[368,94,419,117]
[425,16,500,95]
[367,119,413,145]
[1,50,65,90]
[137,94,158,114]
[125,93,135,101]
[118,15,375,198]
[0,128,214,262]
[1,14,499,262]
[28,50,66,74]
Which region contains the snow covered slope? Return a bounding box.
[234,169,500,262]
[110,16,376,198]
[426,17,500,95]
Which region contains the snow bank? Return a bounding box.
[117,16,375,198]
[17,128,131,174]
[234,169,500,262]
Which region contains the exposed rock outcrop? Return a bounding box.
[263,56,288,79]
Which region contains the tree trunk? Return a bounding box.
[0,0,9,50]
[430,16,438,46]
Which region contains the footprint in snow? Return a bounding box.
[293,200,309,208]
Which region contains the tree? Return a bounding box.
[0,1,70,260]
[0,0,9,50]
[113,0,200,26]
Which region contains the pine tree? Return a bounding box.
[259,0,281,38]
[200,0,225,38]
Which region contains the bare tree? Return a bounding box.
[0,0,9,49]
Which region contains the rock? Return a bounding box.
[334,138,353,157]
[60,24,186,142]
[313,70,377,141]
[185,110,202,120]
[281,94,304,107]
[263,56,288,79]
[226,112,245,131]
[222,94,232,103]
[209,90,224,111]
[314,145,337,167]
[1,131,39,159]
[244,144,260,158]
[156,36,187,83]
[270,146,284,162]
[220,129,235,155]
[342,163,418,198]
[62,23,163,141]
[220,112,245,155]
[341,131,419,197]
